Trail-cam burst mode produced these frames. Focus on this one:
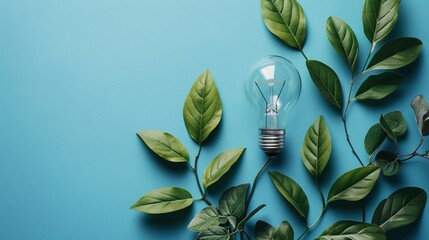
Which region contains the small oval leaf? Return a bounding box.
[188,206,225,232]
[363,0,400,46]
[411,95,429,136]
[354,72,403,101]
[261,0,307,49]
[372,187,427,232]
[328,166,381,203]
[197,226,230,240]
[380,115,397,142]
[269,171,309,219]
[203,148,246,188]
[326,16,359,72]
[373,151,400,176]
[306,60,343,110]
[364,123,387,156]
[183,69,222,144]
[301,115,332,179]
[316,220,386,240]
[219,184,249,220]
[130,187,193,214]
[366,38,423,71]
[137,130,189,163]
[255,220,275,240]
[273,221,294,240]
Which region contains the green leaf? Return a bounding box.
[137,130,189,163]
[316,220,386,240]
[255,221,275,240]
[219,184,249,220]
[237,204,266,230]
[306,60,343,110]
[373,151,400,176]
[366,38,423,71]
[328,166,381,203]
[188,206,226,232]
[261,0,307,49]
[372,187,427,232]
[362,0,400,47]
[380,115,397,142]
[384,111,407,137]
[203,148,246,188]
[269,171,309,219]
[301,115,331,179]
[354,72,403,101]
[227,216,237,229]
[273,221,294,240]
[183,69,222,144]
[326,16,359,72]
[197,226,230,240]
[411,95,429,136]
[364,123,387,156]
[130,187,193,214]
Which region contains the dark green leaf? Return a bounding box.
[373,151,400,176]
[197,226,230,240]
[411,95,429,136]
[328,166,381,203]
[306,60,343,110]
[362,0,400,47]
[269,171,309,219]
[273,221,294,240]
[261,0,307,49]
[326,16,359,72]
[237,204,266,230]
[354,72,402,101]
[255,221,275,240]
[366,38,423,71]
[372,187,427,232]
[130,187,193,214]
[380,115,397,142]
[188,206,226,232]
[364,123,387,156]
[316,220,386,240]
[183,69,222,144]
[227,216,237,229]
[301,115,331,179]
[219,184,249,220]
[137,130,189,163]
[203,148,245,188]
[384,111,407,137]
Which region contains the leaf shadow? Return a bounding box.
[386,218,424,240]
[139,206,194,233]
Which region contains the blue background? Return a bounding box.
[1,0,428,239]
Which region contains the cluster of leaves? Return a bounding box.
[260,0,429,238]
[131,70,269,239]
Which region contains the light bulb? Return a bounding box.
[244,55,302,156]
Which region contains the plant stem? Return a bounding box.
[246,157,273,208]
[316,179,326,209]
[297,207,327,240]
[341,115,364,166]
[300,48,309,61]
[399,136,424,162]
[190,145,212,206]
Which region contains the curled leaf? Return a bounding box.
[364,123,387,156]
[380,115,397,142]
[373,151,400,176]
[411,95,429,136]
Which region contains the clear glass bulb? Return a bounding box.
[244,55,302,156]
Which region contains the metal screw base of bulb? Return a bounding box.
[259,128,285,156]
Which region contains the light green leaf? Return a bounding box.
[384,111,407,137]
[363,0,400,47]
[219,184,249,220]
[273,221,294,240]
[364,123,387,156]
[255,221,275,240]
[183,69,222,144]
[366,38,423,71]
[316,220,386,240]
[227,216,237,229]
[372,187,427,232]
[326,16,359,72]
[130,187,193,214]
[301,115,331,179]
[354,72,403,101]
[188,206,226,232]
[261,0,307,49]
[373,151,400,176]
[306,60,343,110]
[197,226,230,240]
[203,148,246,188]
[237,204,266,230]
[380,115,397,142]
[411,95,429,136]
[137,130,189,163]
[269,171,309,219]
[328,166,381,203]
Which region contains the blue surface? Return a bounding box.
[1,0,428,239]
